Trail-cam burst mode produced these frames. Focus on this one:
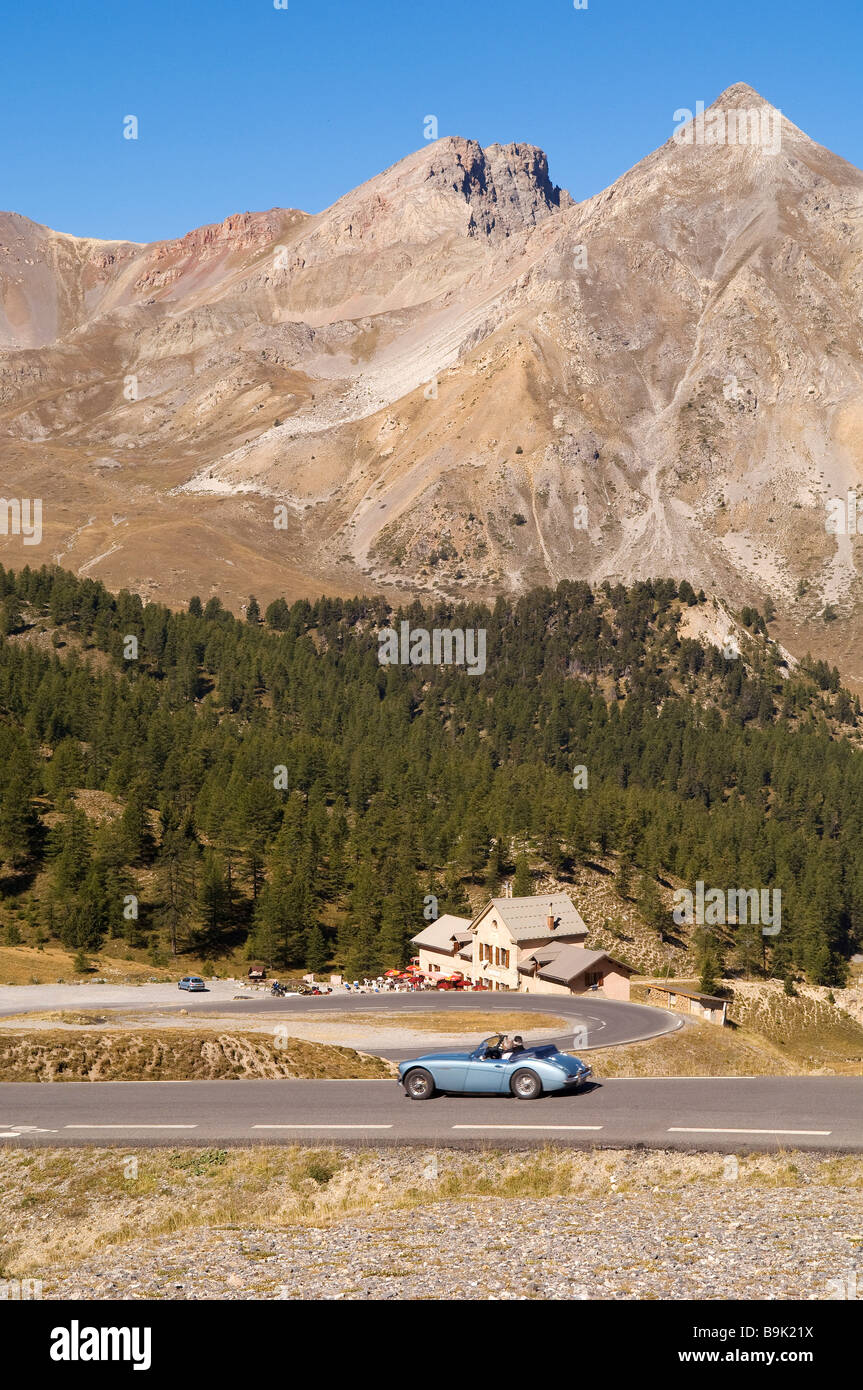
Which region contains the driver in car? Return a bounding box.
[501,1034,526,1057]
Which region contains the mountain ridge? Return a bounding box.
[4,84,863,682]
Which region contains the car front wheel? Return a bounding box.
[403,1068,436,1100]
[511,1068,543,1100]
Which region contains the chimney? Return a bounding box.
[547,903,556,931]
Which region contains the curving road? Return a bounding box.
[0,1077,861,1152]
[3,990,859,1152]
[188,991,683,1058]
[0,984,683,1058]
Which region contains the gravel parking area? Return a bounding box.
[0,981,250,1017]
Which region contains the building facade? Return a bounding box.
[411,894,633,999]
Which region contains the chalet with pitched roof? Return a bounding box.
[411,894,633,999]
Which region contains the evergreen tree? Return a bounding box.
[195,852,230,956]
[0,775,38,871]
[637,871,666,939]
[439,867,473,917]
[615,853,634,902]
[512,853,533,897]
[305,924,328,974]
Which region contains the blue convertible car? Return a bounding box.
[397,1034,591,1100]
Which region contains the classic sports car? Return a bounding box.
[397,1034,592,1100]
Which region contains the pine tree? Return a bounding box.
[615,853,634,902]
[378,859,419,968]
[637,871,666,938]
[482,853,501,898]
[458,812,489,881]
[305,924,328,974]
[195,852,230,956]
[157,808,200,956]
[49,808,92,895]
[117,783,156,866]
[734,922,763,978]
[697,940,721,995]
[439,867,472,916]
[512,853,533,897]
[341,863,383,978]
[0,775,37,871]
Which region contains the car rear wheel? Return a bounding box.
[404,1068,436,1100]
[511,1068,543,1100]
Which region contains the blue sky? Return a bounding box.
[1,0,861,242]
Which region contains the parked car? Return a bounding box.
[178,976,208,992]
[397,1034,592,1100]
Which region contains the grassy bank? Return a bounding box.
[0,1030,393,1082]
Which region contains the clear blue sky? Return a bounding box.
[1,0,861,243]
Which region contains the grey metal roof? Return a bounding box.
[477,893,588,943]
[411,913,472,951]
[519,943,632,985]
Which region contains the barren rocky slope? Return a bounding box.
[4,84,863,675]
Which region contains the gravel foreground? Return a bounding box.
[44,1190,862,1301]
[6,1147,861,1301]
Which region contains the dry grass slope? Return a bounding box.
[0,1030,393,1082]
[1,1146,860,1296]
[728,986,863,1072]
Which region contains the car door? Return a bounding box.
[462,1055,510,1093]
[429,1058,469,1090]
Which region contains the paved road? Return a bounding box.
[1,1077,860,1152]
[190,992,682,1057]
[0,985,682,1057]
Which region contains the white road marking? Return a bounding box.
[252,1124,393,1130]
[0,1131,22,1138]
[451,1125,603,1132]
[667,1127,831,1136]
[64,1124,198,1130]
[0,1124,57,1133]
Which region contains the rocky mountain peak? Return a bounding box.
[421,137,572,237]
[4,91,863,688]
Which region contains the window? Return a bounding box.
[501,949,510,969]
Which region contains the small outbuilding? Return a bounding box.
[643,983,728,1025]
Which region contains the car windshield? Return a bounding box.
[475,1034,506,1058]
